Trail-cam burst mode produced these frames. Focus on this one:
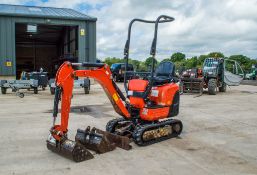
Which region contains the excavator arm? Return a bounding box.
[51,61,130,141]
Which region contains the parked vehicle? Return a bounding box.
[110,63,134,82]
[182,68,202,79]
[245,65,256,80]
[26,71,48,90]
[202,58,244,95]
[180,68,203,94]
[0,79,38,98]
[180,58,244,95]
[48,78,90,95]
[202,58,226,95]
[0,70,48,98]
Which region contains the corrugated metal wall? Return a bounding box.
[86,21,96,63]
[0,16,16,75]
[0,16,96,77]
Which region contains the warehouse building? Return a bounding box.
[0,4,97,79]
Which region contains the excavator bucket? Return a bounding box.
[47,137,94,162]
[75,126,132,153]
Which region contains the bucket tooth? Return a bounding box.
[47,137,94,162]
[75,126,132,154]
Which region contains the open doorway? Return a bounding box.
[15,23,79,79]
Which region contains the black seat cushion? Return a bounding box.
[152,76,171,86]
[152,61,175,86]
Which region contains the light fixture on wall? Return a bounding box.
[27,24,37,33]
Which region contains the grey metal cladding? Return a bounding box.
[0,16,15,75]
[0,4,97,21]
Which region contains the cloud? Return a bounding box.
[88,0,257,60]
[2,0,257,60]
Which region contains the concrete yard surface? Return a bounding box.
[0,84,257,175]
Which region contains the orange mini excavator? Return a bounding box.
[47,15,183,162]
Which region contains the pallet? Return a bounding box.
[180,77,204,95]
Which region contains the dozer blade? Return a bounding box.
[75,126,132,154]
[47,136,94,162]
[94,128,132,150]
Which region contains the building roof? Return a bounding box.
[0,4,97,21]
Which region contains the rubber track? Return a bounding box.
[133,119,183,146]
[106,118,126,132]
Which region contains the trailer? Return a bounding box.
[27,71,48,90]
[49,78,90,95]
[0,79,38,98]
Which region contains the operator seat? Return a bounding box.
[152,61,175,86]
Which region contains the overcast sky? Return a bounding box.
[2,0,257,60]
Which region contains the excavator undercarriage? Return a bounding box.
[106,118,183,146]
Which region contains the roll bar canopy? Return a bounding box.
[123,15,175,97]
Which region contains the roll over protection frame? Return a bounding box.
[123,15,175,99]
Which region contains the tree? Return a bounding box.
[170,52,186,62]
[128,59,141,71]
[229,55,256,72]
[102,53,256,73]
[138,62,147,72]
[197,55,208,66]
[103,57,149,72]
[174,60,186,70]
[104,57,124,66]
[185,56,198,68]
[208,52,224,58]
[144,57,158,71]
[161,58,171,63]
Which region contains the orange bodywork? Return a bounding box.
[150,83,178,106]
[128,79,179,121]
[140,107,170,121]
[128,79,149,91]
[128,79,148,108]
